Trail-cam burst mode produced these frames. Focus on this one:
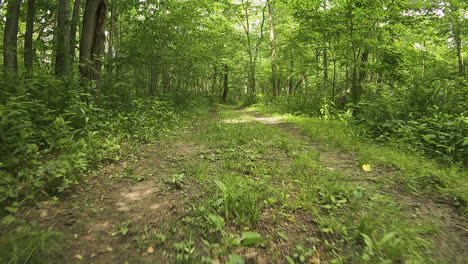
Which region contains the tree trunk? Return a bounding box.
[211,65,218,95]
[267,0,279,97]
[107,0,117,73]
[3,0,21,74]
[323,45,328,95]
[56,0,71,78]
[24,0,36,76]
[222,64,229,103]
[79,0,108,98]
[288,56,294,94]
[70,0,81,61]
[352,49,369,104]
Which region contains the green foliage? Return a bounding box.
[0,77,213,217]
[211,177,261,226]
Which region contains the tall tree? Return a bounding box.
[222,64,229,103]
[24,0,36,76]
[3,0,21,74]
[70,0,82,61]
[79,0,108,97]
[267,0,279,97]
[56,0,72,78]
[106,0,117,73]
[235,0,266,95]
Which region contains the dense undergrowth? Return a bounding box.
[0,76,214,224]
[250,79,467,166]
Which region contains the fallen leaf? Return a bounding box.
[309,255,320,264]
[74,254,84,260]
[362,164,372,172]
[147,247,154,254]
[106,246,113,252]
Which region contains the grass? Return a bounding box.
[249,104,468,210]
[182,105,442,263]
[3,104,464,263]
[0,225,66,264]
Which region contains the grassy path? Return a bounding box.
[17,105,467,264]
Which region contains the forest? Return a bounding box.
[0,0,466,263]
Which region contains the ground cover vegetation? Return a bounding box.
[0,0,466,263]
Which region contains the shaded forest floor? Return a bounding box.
[18,105,467,263]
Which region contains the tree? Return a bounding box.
[79,0,108,97]
[56,0,72,78]
[234,0,266,95]
[24,0,36,76]
[222,64,229,102]
[3,0,21,74]
[70,0,82,61]
[267,0,279,97]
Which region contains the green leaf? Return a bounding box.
[1,215,16,224]
[5,206,18,213]
[208,214,225,229]
[379,232,397,244]
[120,226,129,236]
[214,180,227,193]
[228,254,245,264]
[241,231,262,246]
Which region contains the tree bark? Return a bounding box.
[3,0,21,74]
[70,0,81,61]
[79,0,108,97]
[56,0,71,78]
[323,44,328,94]
[267,0,279,97]
[107,0,117,73]
[352,49,369,103]
[288,56,294,94]
[24,0,36,76]
[222,64,229,103]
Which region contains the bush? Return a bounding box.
[0,77,213,219]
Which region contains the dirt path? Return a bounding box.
[19,106,467,264]
[241,109,468,263]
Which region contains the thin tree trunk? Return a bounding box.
[107,0,117,73]
[323,44,328,96]
[3,0,21,74]
[211,65,218,95]
[24,0,36,76]
[70,0,81,61]
[267,0,279,97]
[56,0,71,78]
[288,56,294,94]
[222,64,229,103]
[332,53,336,102]
[352,49,369,104]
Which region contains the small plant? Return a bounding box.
[359,232,403,263]
[174,236,196,263]
[166,173,185,189]
[111,220,132,236]
[286,244,315,264]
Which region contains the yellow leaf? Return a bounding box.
[362,164,372,172]
[74,254,84,260]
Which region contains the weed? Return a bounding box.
[0,225,66,264]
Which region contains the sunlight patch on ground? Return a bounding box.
[222,118,252,123]
[251,117,281,125]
